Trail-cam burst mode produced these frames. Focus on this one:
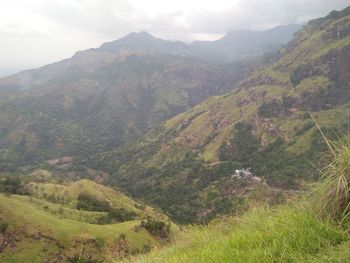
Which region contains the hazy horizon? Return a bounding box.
[0,0,349,77]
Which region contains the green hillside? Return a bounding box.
[129,207,350,263]
[101,6,350,223]
[0,44,256,170]
[0,175,177,262]
[126,138,350,262]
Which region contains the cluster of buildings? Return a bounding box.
[231,168,262,183]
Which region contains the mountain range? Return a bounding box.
[1,5,350,262]
[97,24,301,62]
[0,24,300,169]
[91,7,350,223]
[0,7,349,224]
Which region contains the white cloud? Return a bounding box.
[0,0,349,75]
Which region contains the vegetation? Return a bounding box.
[0,219,13,253]
[76,193,111,212]
[0,5,350,262]
[75,193,138,223]
[129,207,348,263]
[219,122,260,162]
[311,137,350,222]
[140,217,171,239]
[126,137,350,263]
[290,63,312,86]
[0,52,255,170]
[98,5,350,223]
[0,178,176,262]
[257,99,283,117]
[0,177,22,195]
[106,209,137,223]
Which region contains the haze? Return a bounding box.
[0,0,349,77]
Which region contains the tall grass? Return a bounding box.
[311,137,350,223]
[309,113,350,223]
[126,206,346,263]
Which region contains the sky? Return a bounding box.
[0,0,349,77]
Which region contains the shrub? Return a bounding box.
[0,222,8,234]
[290,64,313,86]
[95,237,105,251]
[295,121,314,136]
[0,177,22,195]
[98,208,137,224]
[68,256,99,263]
[108,208,137,222]
[76,193,110,212]
[134,203,146,210]
[140,216,171,238]
[257,100,283,118]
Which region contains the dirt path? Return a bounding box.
[269,187,304,194]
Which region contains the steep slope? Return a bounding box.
[104,6,350,223]
[126,137,350,262]
[129,207,349,263]
[0,50,256,169]
[0,174,176,262]
[0,24,300,169]
[27,178,166,220]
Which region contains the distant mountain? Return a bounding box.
[0,45,258,169]
[0,24,300,94]
[97,31,190,55]
[92,25,301,63]
[0,23,302,168]
[191,24,302,61]
[0,68,22,78]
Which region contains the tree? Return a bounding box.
[0,177,22,195]
[76,193,110,212]
[140,216,171,238]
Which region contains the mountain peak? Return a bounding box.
[97,30,188,54]
[123,31,155,40]
[97,31,162,53]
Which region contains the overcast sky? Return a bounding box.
[0,0,349,77]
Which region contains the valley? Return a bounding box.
[0,4,350,262]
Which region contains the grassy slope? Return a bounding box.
[28,179,167,220]
[0,179,177,262]
[154,14,350,164]
[129,206,350,263]
[0,194,157,262]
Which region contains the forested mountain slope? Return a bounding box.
[0,24,299,170]
[0,49,256,169]
[102,6,350,223]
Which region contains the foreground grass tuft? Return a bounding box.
[311,137,350,223]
